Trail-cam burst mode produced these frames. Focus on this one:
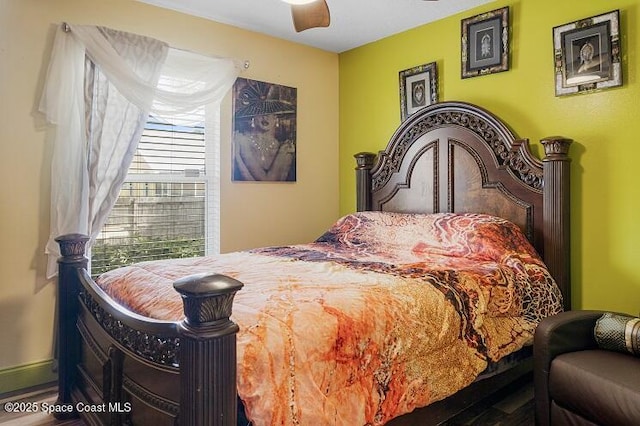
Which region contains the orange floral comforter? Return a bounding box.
[96,212,563,425]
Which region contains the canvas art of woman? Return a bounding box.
[232,78,297,182]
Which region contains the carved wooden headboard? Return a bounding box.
[355,101,572,309]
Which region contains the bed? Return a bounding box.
[53,101,572,425]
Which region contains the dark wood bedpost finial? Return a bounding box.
[55,233,90,419]
[541,137,572,311]
[173,273,244,426]
[355,152,376,211]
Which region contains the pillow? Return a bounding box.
[316,211,540,263]
[594,312,640,356]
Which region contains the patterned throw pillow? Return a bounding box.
[594,313,640,356]
[316,211,540,263]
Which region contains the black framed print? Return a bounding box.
[461,7,510,79]
[399,61,438,121]
[553,10,622,96]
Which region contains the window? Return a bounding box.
[92,112,218,276]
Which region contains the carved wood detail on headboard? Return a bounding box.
[370,104,544,192]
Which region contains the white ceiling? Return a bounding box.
[137,0,495,53]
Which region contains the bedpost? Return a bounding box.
[355,152,376,211]
[54,233,89,419]
[174,273,244,426]
[541,137,572,311]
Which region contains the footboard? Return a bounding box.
[55,234,243,426]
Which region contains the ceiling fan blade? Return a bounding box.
[291,0,330,32]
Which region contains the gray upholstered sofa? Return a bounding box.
[534,310,640,425]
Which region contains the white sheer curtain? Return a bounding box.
[40,24,240,277]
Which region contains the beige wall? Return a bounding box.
[0,0,339,372]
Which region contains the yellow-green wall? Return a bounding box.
[339,0,640,313]
[0,0,338,389]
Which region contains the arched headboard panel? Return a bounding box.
[355,101,572,309]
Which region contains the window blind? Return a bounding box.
[92,119,207,276]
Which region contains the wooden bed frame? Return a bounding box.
[53,101,572,425]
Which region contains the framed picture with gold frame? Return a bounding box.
[461,7,510,78]
[399,61,438,121]
[553,10,622,96]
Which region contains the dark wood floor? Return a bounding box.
[444,376,535,425]
[0,379,535,425]
[0,383,83,426]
